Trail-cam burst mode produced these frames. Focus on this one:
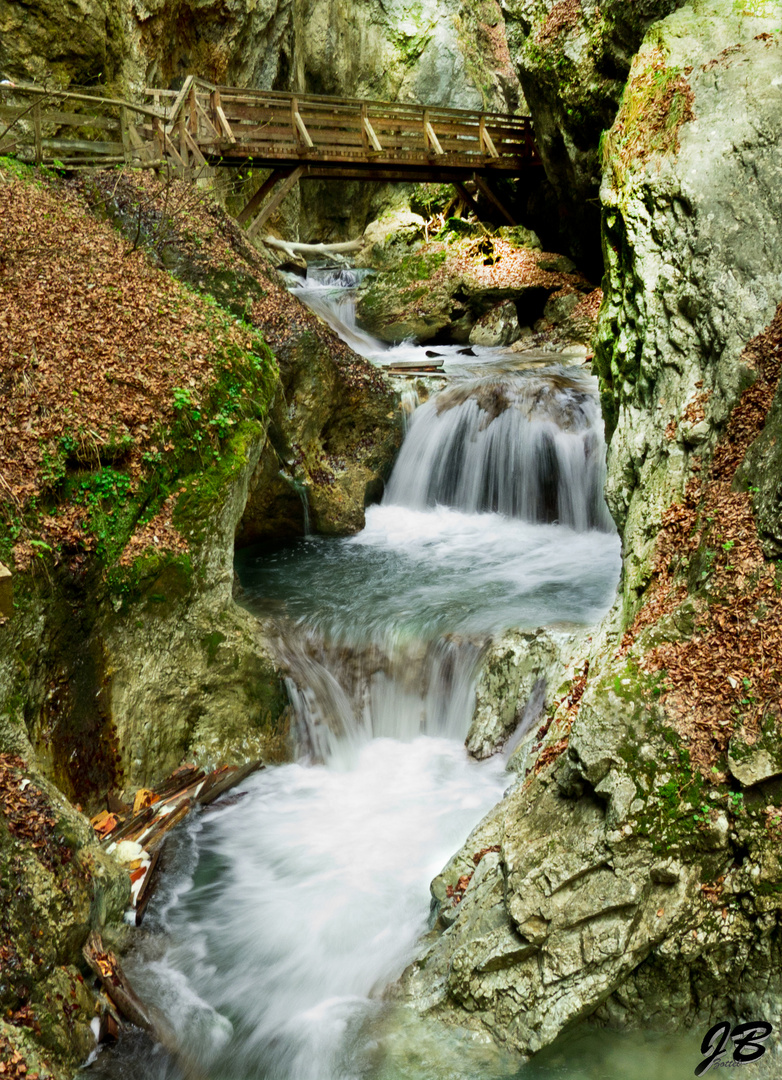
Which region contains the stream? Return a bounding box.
[87,268,696,1078]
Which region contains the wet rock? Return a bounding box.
[401,648,782,1056]
[465,628,586,761]
[355,210,427,269]
[468,300,522,348]
[276,254,308,277]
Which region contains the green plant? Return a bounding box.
[728,791,745,815]
[602,50,695,181]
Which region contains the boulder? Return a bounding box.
[465,628,587,761]
[468,300,522,347]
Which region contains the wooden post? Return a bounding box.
[162,131,187,169]
[126,121,149,162]
[177,114,188,167]
[211,89,235,142]
[479,116,499,158]
[194,98,220,140]
[33,102,42,165]
[165,74,194,134]
[237,169,291,225]
[362,107,383,153]
[474,174,517,226]
[188,83,198,136]
[119,106,132,164]
[291,96,314,149]
[452,181,482,219]
[423,110,444,155]
[152,115,164,161]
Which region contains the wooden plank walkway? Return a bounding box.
[0,75,539,232]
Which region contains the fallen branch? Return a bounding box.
[94,760,266,922]
[133,848,161,926]
[197,759,265,807]
[83,933,210,1079]
[262,235,364,257]
[83,933,157,1033]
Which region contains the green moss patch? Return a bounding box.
[602,47,695,182]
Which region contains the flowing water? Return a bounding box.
[88,264,686,1080]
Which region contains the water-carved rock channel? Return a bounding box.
[92,271,626,1079]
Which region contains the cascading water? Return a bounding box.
[384,373,614,530]
[90,266,627,1080]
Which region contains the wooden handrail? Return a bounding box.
[2,83,164,120]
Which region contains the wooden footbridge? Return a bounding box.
[0,75,538,234]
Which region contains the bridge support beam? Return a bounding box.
[473,175,517,227]
[246,166,304,239]
[237,169,292,225]
[452,181,482,219]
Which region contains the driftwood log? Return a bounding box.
[262,235,364,257]
[93,760,266,924]
[83,934,210,1079]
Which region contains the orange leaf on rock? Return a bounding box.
[133,788,158,813]
[94,814,118,837]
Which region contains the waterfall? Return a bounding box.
[255,358,616,760]
[93,265,623,1080]
[384,371,614,531]
[277,628,487,765]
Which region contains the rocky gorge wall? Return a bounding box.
[396,0,782,1064]
[501,0,691,267]
[0,160,401,1075]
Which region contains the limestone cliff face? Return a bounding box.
[289,0,519,109]
[596,3,782,604]
[399,1,782,1059]
[127,0,296,90]
[502,0,689,265]
[0,0,125,85]
[289,0,523,238]
[1,0,520,111]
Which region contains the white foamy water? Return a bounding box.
[291,268,519,371]
[117,740,509,1080]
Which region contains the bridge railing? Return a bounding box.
[141,77,535,171]
[0,75,535,177]
[0,82,164,167]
